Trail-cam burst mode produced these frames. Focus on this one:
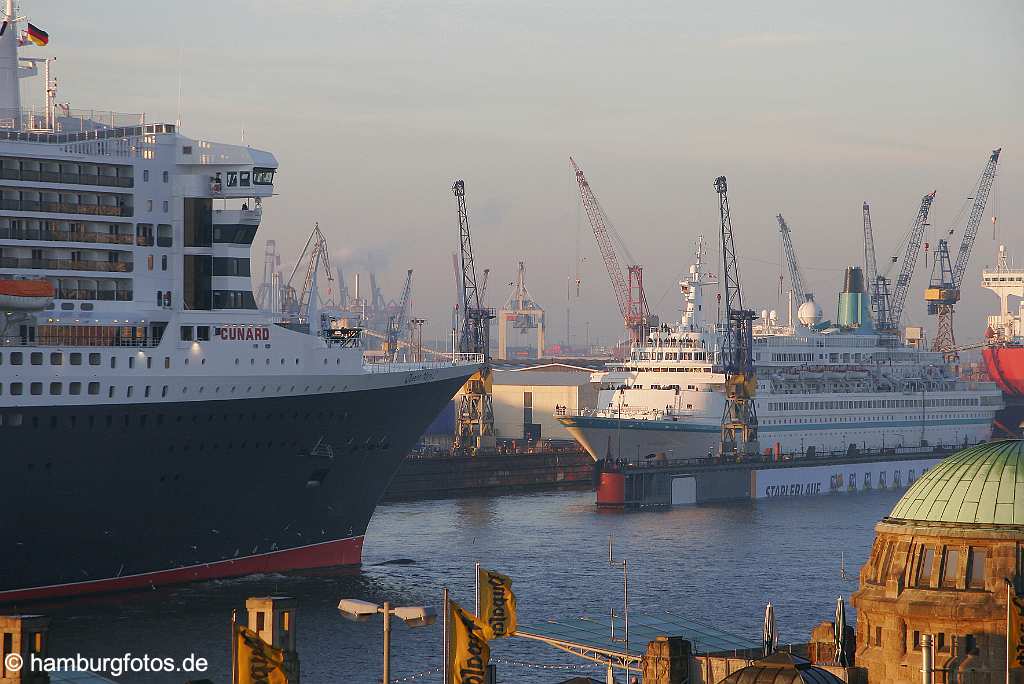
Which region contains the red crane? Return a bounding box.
[570,157,651,344]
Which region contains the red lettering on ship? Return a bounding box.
[217,326,270,341]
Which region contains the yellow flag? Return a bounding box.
[478,567,517,638]
[236,624,288,684]
[448,600,490,684]
[1010,586,1024,670]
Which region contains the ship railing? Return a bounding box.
[558,406,688,420]
[0,226,136,245]
[363,352,484,373]
[0,256,133,273]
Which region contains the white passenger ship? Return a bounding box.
[558,239,1003,462]
[0,4,479,602]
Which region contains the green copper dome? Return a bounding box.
[887,440,1024,526]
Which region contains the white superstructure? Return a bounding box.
[0,9,479,411]
[560,239,1003,461]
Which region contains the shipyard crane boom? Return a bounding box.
[953,149,1001,288]
[887,191,937,332]
[927,148,1002,358]
[777,213,812,302]
[385,269,413,361]
[715,176,758,457]
[569,156,650,343]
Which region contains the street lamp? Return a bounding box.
[338,598,437,684]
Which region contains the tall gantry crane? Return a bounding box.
[452,179,495,455]
[385,269,413,361]
[570,157,651,344]
[862,202,892,328]
[776,213,813,304]
[879,191,937,334]
[926,148,1002,359]
[715,176,759,458]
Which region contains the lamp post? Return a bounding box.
[338,598,437,684]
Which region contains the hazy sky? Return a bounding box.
[38,0,1024,349]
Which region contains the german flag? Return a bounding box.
[26,23,48,46]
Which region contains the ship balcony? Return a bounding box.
[0,224,135,246]
[1,158,133,188]
[0,188,133,218]
[0,256,133,273]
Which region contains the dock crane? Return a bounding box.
[452,180,495,455]
[862,202,892,328]
[715,176,759,458]
[777,214,813,304]
[926,148,1002,359]
[285,222,334,326]
[384,269,413,361]
[876,191,937,334]
[570,157,651,344]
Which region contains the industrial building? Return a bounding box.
[491,362,600,443]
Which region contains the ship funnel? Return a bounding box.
[837,266,872,330]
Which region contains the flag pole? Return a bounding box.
[1009,581,1012,684]
[230,608,238,684]
[442,587,449,684]
[474,562,481,617]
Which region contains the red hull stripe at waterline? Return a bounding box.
[0,536,363,603]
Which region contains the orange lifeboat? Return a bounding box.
[0,279,55,311]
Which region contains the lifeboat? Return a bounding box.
[0,279,55,312]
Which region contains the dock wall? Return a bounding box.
[383,449,594,501]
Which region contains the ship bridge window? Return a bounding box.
[253,168,275,185]
[180,326,194,341]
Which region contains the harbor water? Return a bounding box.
[39,488,902,683]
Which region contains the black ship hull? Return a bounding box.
[0,370,472,602]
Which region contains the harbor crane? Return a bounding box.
[715,176,759,458]
[862,202,892,328]
[876,191,937,334]
[384,269,413,361]
[926,148,1002,359]
[777,214,813,304]
[570,157,651,345]
[452,179,495,455]
[497,261,546,360]
[285,222,334,325]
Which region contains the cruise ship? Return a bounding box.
[558,239,1003,466]
[0,7,479,602]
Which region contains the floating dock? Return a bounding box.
[596,447,960,507]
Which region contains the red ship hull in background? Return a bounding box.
[983,347,1024,397]
[980,245,1024,436]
